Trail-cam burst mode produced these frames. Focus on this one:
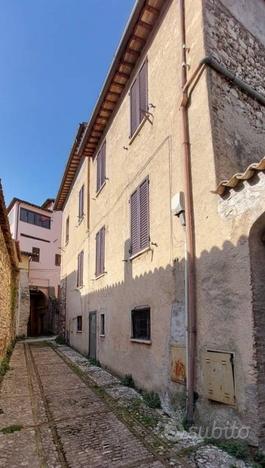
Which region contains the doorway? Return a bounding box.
[88,312,97,359]
[28,289,49,336]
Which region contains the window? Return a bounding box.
[32,247,40,263]
[77,315,82,332]
[55,254,61,266]
[65,216,69,244]
[95,226,105,277]
[130,177,149,256]
[78,185,84,220]
[96,142,106,192]
[100,314,105,336]
[20,208,51,229]
[130,60,148,136]
[131,307,150,341]
[77,251,84,287]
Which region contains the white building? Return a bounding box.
[8,198,62,336]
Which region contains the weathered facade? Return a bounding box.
[0,183,19,358]
[55,0,265,448]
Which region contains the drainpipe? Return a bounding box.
[179,0,196,426]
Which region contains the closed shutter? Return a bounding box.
[139,61,148,120]
[79,186,84,218]
[139,178,149,249]
[130,78,139,136]
[96,231,100,276]
[100,226,105,274]
[96,150,101,192]
[101,142,106,185]
[130,190,139,255]
[77,254,80,286]
[79,251,84,286]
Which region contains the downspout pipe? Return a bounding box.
[179,0,196,426]
[182,56,265,107]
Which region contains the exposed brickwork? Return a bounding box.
[203,0,265,180]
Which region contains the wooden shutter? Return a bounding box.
[101,142,106,185]
[77,254,80,286]
[130,78,140,136]
[65,217,69,243]
[79,186,84,218]
[130,189,139,255]
[139,178,149,250]
[100,226,105,274]
[80,251,84,286]
[96,150,101,192]
[96,231,100,276]
[139,61,148,121]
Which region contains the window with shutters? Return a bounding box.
[95,226,105,277]
[78,185,84,220]
[32,247,40,262]
[131,307,151,341]
[65,216,69,244]
[96,142,106,193]
[130,177,150,256]
[77,315,82,332]
[130,60,148,136]
[77,251,84,287]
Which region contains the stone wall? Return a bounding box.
[16,267,30,337]
[203,0,265,181]
[0,228,17,358]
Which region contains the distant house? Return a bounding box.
[8,198,62,336]
[0,182,20,357]
[55,0,265,449]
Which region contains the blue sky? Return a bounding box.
[0,0,134,205]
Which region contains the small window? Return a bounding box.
[78,185,84,220]
[95,226,105,276]
[100,314,105,336]
[32,247,40,263]
[77,251,84,287]
[96,142,106,192]
[65,216,69,244]
[130,177,150,256]
[55,254,61,266]
[77,315,82,332]
[130,60,148,136]
[131,307,150,341]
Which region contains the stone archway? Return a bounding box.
[249,212,265,448]
[28,289,49,337]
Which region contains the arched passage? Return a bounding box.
[249,212,265,447]
[28,289,49,337]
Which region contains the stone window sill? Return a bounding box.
[99,334,105,338]
[76,331,82,334]
[95,272,107,280]
[129,115,148,145]
[130,339,152,345]
[129,246,151,261]
[96,180,107,197]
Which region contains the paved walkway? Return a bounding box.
[0,342,170,468]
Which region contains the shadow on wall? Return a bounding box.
[60,229,265,446]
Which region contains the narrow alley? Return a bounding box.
[0,342,175,467]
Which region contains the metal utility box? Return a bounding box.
[202,350,235,405]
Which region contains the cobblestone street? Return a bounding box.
[0,342,172,468]
[0,342,250,468]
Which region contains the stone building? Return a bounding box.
[55,0,265,448]
[0,182,20,358]
[8,198,62,336]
